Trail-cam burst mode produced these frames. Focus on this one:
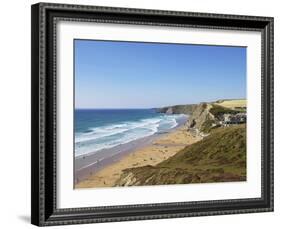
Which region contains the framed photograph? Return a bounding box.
[31,2,274,226]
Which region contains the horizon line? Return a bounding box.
[75,98,247,110]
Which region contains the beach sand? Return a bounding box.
[75,123,202,188]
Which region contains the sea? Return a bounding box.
[74,109,187,157]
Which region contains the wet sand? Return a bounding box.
[75,116,187,183]
[75,121,202,188]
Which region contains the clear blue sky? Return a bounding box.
[75,39,246,109]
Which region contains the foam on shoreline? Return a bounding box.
[75,116,202,188]
[75,114,187,157]
[74,115,188,184]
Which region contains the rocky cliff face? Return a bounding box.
[114,102,247,187]
[187,103,215,132]
[158,103,215,133]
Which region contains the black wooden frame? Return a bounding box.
[31,2,274,226]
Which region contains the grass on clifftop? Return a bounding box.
[215,99,246,109]
[209,104,239,118]
[116,125,246,186]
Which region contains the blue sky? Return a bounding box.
[75,39,246,109]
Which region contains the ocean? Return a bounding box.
[75,109,187,157]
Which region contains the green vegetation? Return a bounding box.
[116,125,246,186]
[157,104,195,115]
[201,102,207,109]
[209,104,238,118]
[215,99,246,109]
[172,105,194,114]
[200,118,216,133]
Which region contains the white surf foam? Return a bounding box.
[75,114,186,157]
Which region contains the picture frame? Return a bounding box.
[31,2,274,226]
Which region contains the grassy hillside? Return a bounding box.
[156,104,195,115]
[209,104,239,118]
[115,125,246,186]
[215,99,246,110]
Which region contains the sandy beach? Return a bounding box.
[75,122,202,188]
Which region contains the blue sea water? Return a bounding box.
[75,109,186,157]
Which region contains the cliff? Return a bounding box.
[186,103,216,132]
[114,100,247,187]
[158,103,216,133]
[156,104,196,115]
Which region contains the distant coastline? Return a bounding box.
[75,116,198,187]
[74,39,247,189]
[75,99,247,188]
[75,109,187,157]
[74,110,187,184]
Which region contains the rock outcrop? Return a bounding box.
[157,102,216,133]
[186,103,215,132]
